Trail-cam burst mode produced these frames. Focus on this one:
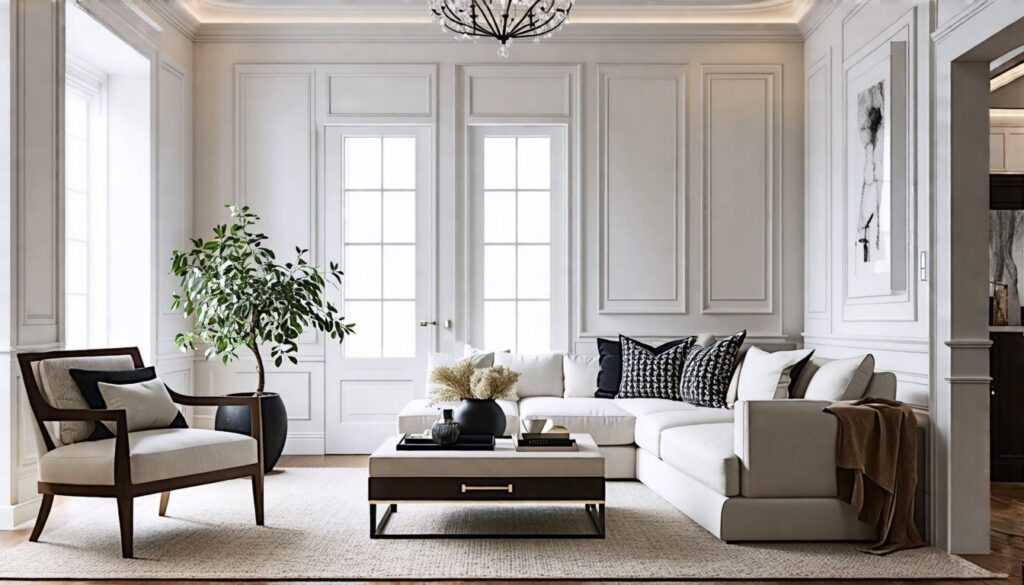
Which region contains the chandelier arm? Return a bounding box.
[506,0,548,37]
[439,3,493,36]
[475,0,503,39]
[511,10,563,38]
[499,2,512,40]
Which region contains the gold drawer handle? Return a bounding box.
[461,483,514,493]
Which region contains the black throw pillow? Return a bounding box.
[616,335,696,400]
[679,330,746,409]
[68,367,188,441]
[595,336,693,399]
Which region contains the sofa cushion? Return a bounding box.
[736,347,814,402]
[38,428,257,486]
[493,353,563,398]
[397,399,520,436]
[660,423,739,496]
[563,354,600,398]
[634,407,735,457]
[797,355,875,401]
[613,398,697,417]
[617,335,695,400]
[518,397,635,446]
[97,378,181,434]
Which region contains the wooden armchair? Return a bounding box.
[17,347,265,558]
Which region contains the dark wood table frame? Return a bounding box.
[368,476,606,539]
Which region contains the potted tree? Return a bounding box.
[171,205,354,471]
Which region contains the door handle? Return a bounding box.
[461,483,514,493]
[419,320,437,327]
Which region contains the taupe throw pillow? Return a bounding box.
[97,378,181,434]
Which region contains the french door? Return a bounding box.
[324,125,434,453]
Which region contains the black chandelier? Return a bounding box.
[429,0,575,57]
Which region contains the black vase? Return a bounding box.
[215,392,288,473]
[453,399,506,437]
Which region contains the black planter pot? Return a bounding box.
[453,398,506,437]
[215,392,288,473]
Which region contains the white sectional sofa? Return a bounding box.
[397,341,903,542]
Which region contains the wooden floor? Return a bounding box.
[0,455,1018,584]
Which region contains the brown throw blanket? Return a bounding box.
[825,398,925,555]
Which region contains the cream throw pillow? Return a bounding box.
[803,354,875,401]
[493,353,564,398]
[736,347,814,402]
[563,354,600,398]
[97,378,180,434]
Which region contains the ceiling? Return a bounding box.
[174,0,814,24]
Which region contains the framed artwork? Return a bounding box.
[846,40,908,300]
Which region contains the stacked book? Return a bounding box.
[513,428,577,452]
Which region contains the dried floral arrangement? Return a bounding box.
[429,359,520,403]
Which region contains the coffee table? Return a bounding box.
[367,433,605,539]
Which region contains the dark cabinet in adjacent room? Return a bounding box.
[990,332,1024,481]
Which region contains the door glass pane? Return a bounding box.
[382,300,415,357]
[66,295,88,350]
[484,245,516,299]
[66,240,88,295]
[517,301,550,354]
[344,300,382,358]
[344,246,382,299]
[66,190,88,241]
[484,191,516,243]
[382,245,415,299]
[479,133,556,353]
[345,137,382,189]
[516,191,549,243]
[382,191,415,243]
[344,191,381,243]
[383,137,416,190]
[517,245,550,299]
[484,301,516,352]
[484,137,516,189]
[517,137,550,189]
[66,135,88,192]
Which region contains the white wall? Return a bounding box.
[801,2,931,409]
[191,36,804,452]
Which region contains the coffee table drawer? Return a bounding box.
[369,477,605,502]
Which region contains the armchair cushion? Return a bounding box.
[38,428,258,486]
[38,356,136,445]
[97,378,182,434]
[68,367,189,441]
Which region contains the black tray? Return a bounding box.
[396,434,495,451]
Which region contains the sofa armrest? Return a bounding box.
[733,400,838,498]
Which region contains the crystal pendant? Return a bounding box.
[498,43,510,58]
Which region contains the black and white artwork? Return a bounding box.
[855,81,886,269]
[991,210,1024,326]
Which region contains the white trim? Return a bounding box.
[146,0,200,41]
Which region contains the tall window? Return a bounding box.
[64,89,94,349]
[342,136,418,358]
[471,129,565,354]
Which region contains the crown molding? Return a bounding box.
[146,0,201,41]
[796,0,839,39]
[193,21,802,43]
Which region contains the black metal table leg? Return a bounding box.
[370,503,396,538]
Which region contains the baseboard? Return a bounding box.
[0,497,42,530]
[282,432,325,455]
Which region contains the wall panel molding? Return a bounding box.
[701,64,781,315]
[804,50,831,323]
[462,65,573,121]
[598,64,687,314]
[323,64,434,118]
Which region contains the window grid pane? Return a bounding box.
[65,90,90,349]
[343,135,418,358]
[482,135,552,353]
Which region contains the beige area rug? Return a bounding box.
[0,468,997,580]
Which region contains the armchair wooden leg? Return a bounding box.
[116,496,134,559]
[28,494,53,542]
[158,491,170,517]
[251,473,264,526]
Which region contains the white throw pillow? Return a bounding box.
[493,353,564,398]
[97,378,180,434]
[803,354,875,401]
[563,354,600,398]
[735,347,814,402]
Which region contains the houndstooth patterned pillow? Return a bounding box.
[679,331,746,408]
[616,335,695,400]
